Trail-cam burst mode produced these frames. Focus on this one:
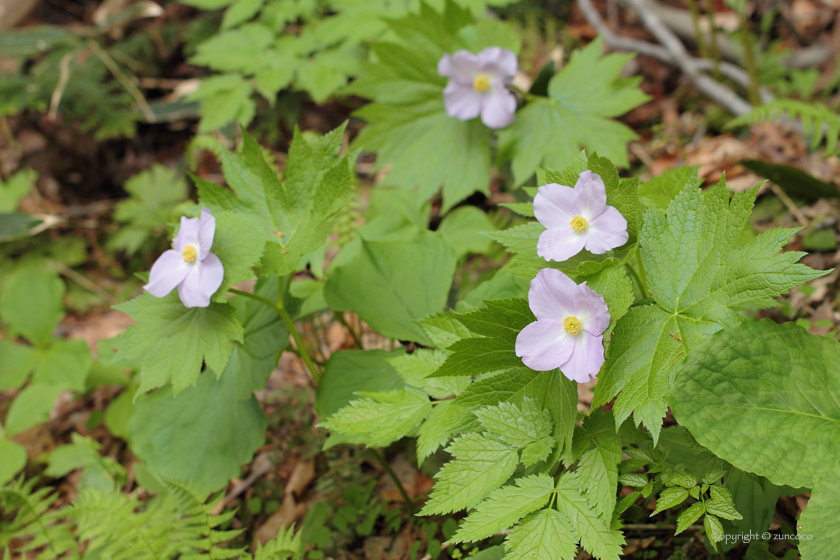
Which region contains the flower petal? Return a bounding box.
[559,332,605,383]
[438,50,479,84]
[479,85,516,129]
[574,171,607,219]
[443,82,483,121]
[199,252,225,298]
[198,208,216,260]
[515,319,574,371]
[173,215,200,253]
[144,250,191,298]
[528,268,578,321]
[573,282,610,336]
[584,206,629,254]
[177,265,207,308]
[534,183,578,229]
[537,226,587,262]
[476,47,517,79]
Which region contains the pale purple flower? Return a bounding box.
[515,268,609,383]
[535,170,629,262]
[437,47,518,129]
[144,209,224,308]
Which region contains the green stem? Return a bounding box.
[635,248,650,296]
[685,0,709,59]
[370,449,416,515]
[229,288,323,385]
[335,312,364,349]
[625,263,647,299]
[738,7,761,106]
[510,84,541,103]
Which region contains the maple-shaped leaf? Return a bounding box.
[197,124,355,278]
[498,37,650,186]
[592,179,828,442]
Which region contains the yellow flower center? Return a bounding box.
[182,245,197,263]
[563,316,583,336]
[473,74,491,92]
[570,215,588,233]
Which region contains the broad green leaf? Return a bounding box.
[431,299,534,378]
[489,154,642,278]
[669,320,840,489]
[798,461,840,560]
[705,498,742,521]
[417,400,466,463]
[45,434,126,489]
[420,433,519,515]
[721,469,781,539]
[0,339,37,390]
[594,181,827,442]
[0,266,64,348]
[189,73,256,131]
[5,384,63,436]
[504,508,577,560]
[652,487,689,515]
[704,514,724,546]
[555,474,625,560]
[224,276,287,399]
[454,367,577,453]
[109,165,188,254]
[315,349,405,420]
[208,210,266,303]
[437,206,494,258]
[417,311,474,349]
[499,38,649,186]
[29,338,92,393]
[324,232,456,344]
[636,166,702,211]
[474,398,552,449]
[322,388,431,448]
[676,502,705,534]
[112,292,243,395]
[129,368,266,492]
[740,159,839,203]
[450,474,554,543]
[575,443,621,521]
[0,168,35,212]
[389,349,470,399]
[0,437,26,485]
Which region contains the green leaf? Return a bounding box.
[208,210,266,303]
[221,0,264,28]
[30,338,92,392]
[0,168,35,212]
[676,502,705,534]
[437,206,494,258]
[669,319,840,489]
[324,232,456,344]
[554,474,625,560]
[594,181,827,442]
[109,165,187,254]
[417,311,474,349]
[652,487,689,515]
[112,292,243,395]
[636,166,702,211]
[504,508,577,560]
[322,388,431,448]
[4,384,63,436]
[431,299,534,378]
[575,442,621,521]
[315,349,405,420]
[45,434,125,488]
[0,339,37,391]
[722,469,781,538]
[740,159,838,203]
[0,436,26,485]
[705,499,742,521]
[474,398,552,449]
[389,348,470,399]
[0,266,64,348]
[450,474,554,543]
[128,368,266,492]
[417,400,467,463]
[420,433,519,515]
[704,514,724,547]
[189,74,256,131]
[798,461,840,560]
[500,38,649,186]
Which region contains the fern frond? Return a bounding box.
[727,99,840,152]
[253,525,304,560]
[0,478,79,560]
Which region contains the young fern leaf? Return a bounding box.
[0,478,77,560]
[727,99,840,152]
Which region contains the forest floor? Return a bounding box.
[2,0,840,559]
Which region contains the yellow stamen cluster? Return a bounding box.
[182,245,197,263]
[570,215,588,233]
[563,316,583,336]
[473,75,491,92]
